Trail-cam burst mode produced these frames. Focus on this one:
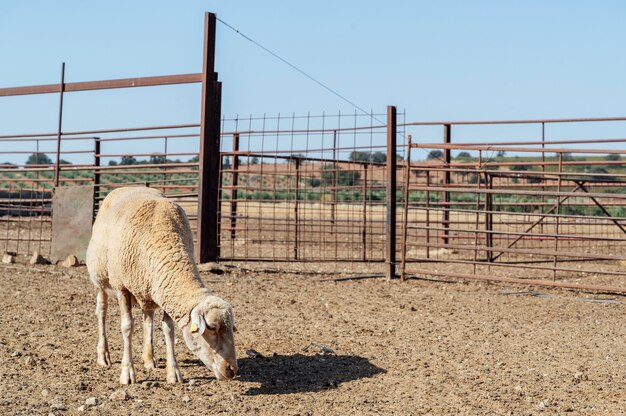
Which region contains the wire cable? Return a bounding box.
[216,17,384,125]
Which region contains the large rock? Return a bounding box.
[2,253,15,264]
[61,255,79,268]
[30,252,51,265]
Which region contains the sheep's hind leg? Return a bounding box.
[142,308,158,370]
[117,289,136,384]
[96,288,111,367]
[162,312,183,383]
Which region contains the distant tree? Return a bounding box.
[120,155,137,165]
[605,154,621,161]
[58,159,72,165]
[188,155,200,163]
[496,150,507,158]
[557,152,573,161]
[26,153,52,165]
[456,151,471,159]
[308,177,321,188]
[222,157,231,169]
[349,151,386,164]
[321,164,360,186]
[396,153,404,162]
[1,162,18,169]
[108,160,118,166]
[250,156,259,165]
[371,152,386,164]
[349,151,369,162]
[149,154,167,164]
[427,150,444,160]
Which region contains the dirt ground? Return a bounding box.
[1,261,626,415]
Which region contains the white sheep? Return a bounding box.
[86,186,238,384]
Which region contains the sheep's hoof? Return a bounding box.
[120,365,136,384]
[166,367,183,383]
[97,350,111,368]
[143,357,158,371]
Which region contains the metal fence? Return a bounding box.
[1,12,626,293]
[400,118,626,292]
[217,109,403,265]
[0,12,221,263]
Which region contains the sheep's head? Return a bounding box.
[182,296,238,381]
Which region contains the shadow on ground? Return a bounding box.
[237,353,385,395]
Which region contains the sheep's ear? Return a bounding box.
[190,306,206,335]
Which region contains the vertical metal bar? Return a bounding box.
[93,138,101,222]
[553,152,563,280]
[362,164,368,261]
[196,12,221,264]
[400,136,413,281]
[541,122,546,234]
[294,158,301,260]
[386,105,397,279]
[16,186,22,255]
[426,170,431,259]
[5,181,11,253]
[331,129,337,227]
[473,151,482,274]
[54,62,66,188]
[163,136,168,187]
[27,183,33,255]
[485,172,493,262]
[38,179,44,254]
[230,133,240,240]
[442,124,451,246]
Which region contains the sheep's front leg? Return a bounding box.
[117,290,136,384]
[162,312,183,383]
[96,288,111,367]
[142,309,158,370]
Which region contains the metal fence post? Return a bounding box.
[230,133,240,240]
[196,12,222,263]
[294,158,301,260]
[485,172,493,262]
[93,138,101,222]
[54,63,66,189]
[386,105,397,279]
[443,124,451,246]
[400,135,413,281]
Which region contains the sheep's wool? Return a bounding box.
[86,187,230,326]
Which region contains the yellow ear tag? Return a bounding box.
[190,323,198,333]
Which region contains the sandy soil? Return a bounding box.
[1,261,626,415]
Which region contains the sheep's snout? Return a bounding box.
[214,359,238,381]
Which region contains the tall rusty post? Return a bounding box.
[93,138,101,221]
[442,124,451,246]
[230,133,240,240]
[54,62,66,189]
[385,106,397,279]
[196,12,222,264]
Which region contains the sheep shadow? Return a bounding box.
[237,353,385,395]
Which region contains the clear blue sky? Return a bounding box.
[1,1,626,163]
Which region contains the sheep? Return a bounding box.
[86,186,237,384]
